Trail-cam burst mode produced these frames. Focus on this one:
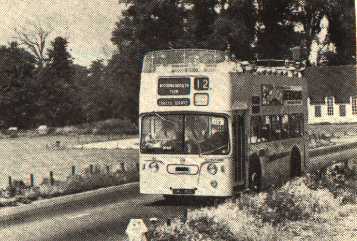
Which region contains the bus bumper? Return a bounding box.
[140,171,233,197]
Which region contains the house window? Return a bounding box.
[327,97,334,116]
[315,105,321,117]
[339,105,346,117]
[352,96,357,115]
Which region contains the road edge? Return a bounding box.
[0,182,139,224]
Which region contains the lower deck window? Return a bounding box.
[250,113,304,143]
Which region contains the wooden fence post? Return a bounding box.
[72,165,76,175]
[8,176,12,188]
[89,164,94,174]
[30,174,34,187]
[50,171,54,186]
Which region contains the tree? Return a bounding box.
[183,0,218,48]
[111,0,186,122]
[209,0,257,59]
[0,42,36,128]
[78,59,111,122]
[328,0,355,64]
[14,22,52,68]
[36,37,82,126]
[290,0,355,65]
[256,0,302,59]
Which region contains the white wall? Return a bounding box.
[308,96,357,124]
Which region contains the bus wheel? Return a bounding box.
[249,160,261,192]
[290,148,302,178]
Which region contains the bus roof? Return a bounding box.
[142,49,305,76]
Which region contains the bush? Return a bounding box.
[93,118,137,135]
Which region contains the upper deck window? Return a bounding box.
[261,84,283,105]
[142,49,226,73]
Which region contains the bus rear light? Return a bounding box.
[207,163,218,175]
[210,180,218,188]
[148,161,159,172]
[142,164,146,170]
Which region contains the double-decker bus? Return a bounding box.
[139,49,307,197]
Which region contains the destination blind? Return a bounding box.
[157,98,190,106]
[158,78,190,95]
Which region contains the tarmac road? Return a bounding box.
[0,183,186,241]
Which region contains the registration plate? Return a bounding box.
[172,189,196,195]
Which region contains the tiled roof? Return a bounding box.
[305,65,357,104]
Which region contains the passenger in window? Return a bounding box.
[260,124,270,142]
[270,116,282,141]
[281,115,289,139]
[259,116,270,142]
[185,116,208,153]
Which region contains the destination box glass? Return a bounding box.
[157,98,190,106]
[158,78,190,95]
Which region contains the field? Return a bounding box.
[0,135,138,188]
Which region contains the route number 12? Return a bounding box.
[194,77,209,90]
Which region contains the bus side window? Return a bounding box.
[281,114,289,139]
[289,114,304,137]
[250,116,262,143]
[271,115,282,141]
[260,116,271,142]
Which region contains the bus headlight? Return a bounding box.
[207,163,218,175]
[210,180,218,188]
[148,162,159,172]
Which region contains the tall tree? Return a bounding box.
[111,0,187,122]
[209,0,257,59]
[289,0,355,65]
[36,37,82,126]
[0,42,36,128]
[328,0,355,64]
[184,0,218,48]
[14,22,52,69]
[256,0,301,59]
[79,59,110,122]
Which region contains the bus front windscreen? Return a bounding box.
[141,114,229,155]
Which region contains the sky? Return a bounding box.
[0,0,124,66]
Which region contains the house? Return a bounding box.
[305,65,357,124]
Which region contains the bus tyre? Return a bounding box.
[249,160,261,192]
[290,148,302,178]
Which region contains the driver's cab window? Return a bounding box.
[184,115,228,154]
[141,115,183,152]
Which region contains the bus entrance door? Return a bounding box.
[233,112,246,192]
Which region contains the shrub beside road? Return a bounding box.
[0,163,138,207]
[150,160,357,241]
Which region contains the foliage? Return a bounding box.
[0,163,139,207]
[152,169,357,241]
[0,1,355,128]
[256,0,302,59]
[0,42,36,128]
